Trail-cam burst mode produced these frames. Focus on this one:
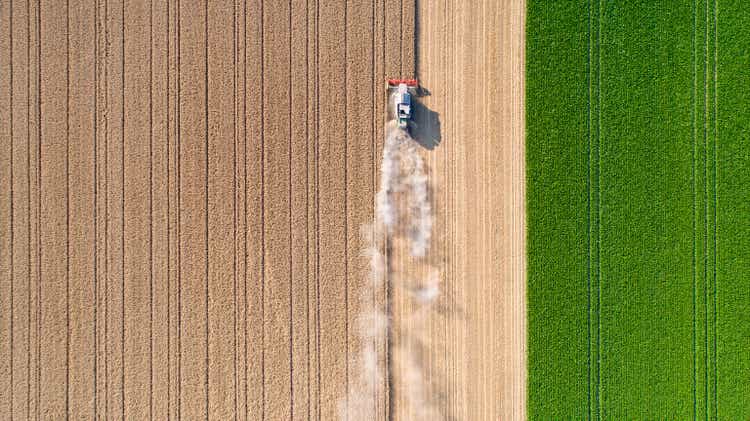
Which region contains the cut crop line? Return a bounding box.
[232,2,238,418]
[399,0,403,75]
[93,0,99,418]
[27,2,34,418]
[368,0,375,413]
[103,0,110,415]
[314,0,322,417]
[121,1,127,417]
[176,0,183,416]
[35,23,39,419]
[149,2,154,418]
[242,1,249,418]
[343,2,349,416]
[260,20,270,413]
[165,0,171,415]
[9,1,15,418]
[36,2,43,418]
[304,2,311,419]
[66,1,72,417]
[203,2,210,416]
[242,1,249,421]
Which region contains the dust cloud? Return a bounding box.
[343,122,444,421]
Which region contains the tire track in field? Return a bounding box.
[693,0,719,416]
[586,1,602,418]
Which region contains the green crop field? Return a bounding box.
[526,0,750,418]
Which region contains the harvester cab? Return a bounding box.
[388,79,419,130]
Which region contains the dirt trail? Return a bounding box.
[0,0,523,419]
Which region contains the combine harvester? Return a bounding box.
[387,79,419,133]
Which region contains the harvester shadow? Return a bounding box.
[412,1,441,150]
[412,98,442,150]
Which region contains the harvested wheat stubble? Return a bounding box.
[527,0,750,418]
[409,0,527,420]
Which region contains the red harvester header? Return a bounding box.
[387,78,419,87]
